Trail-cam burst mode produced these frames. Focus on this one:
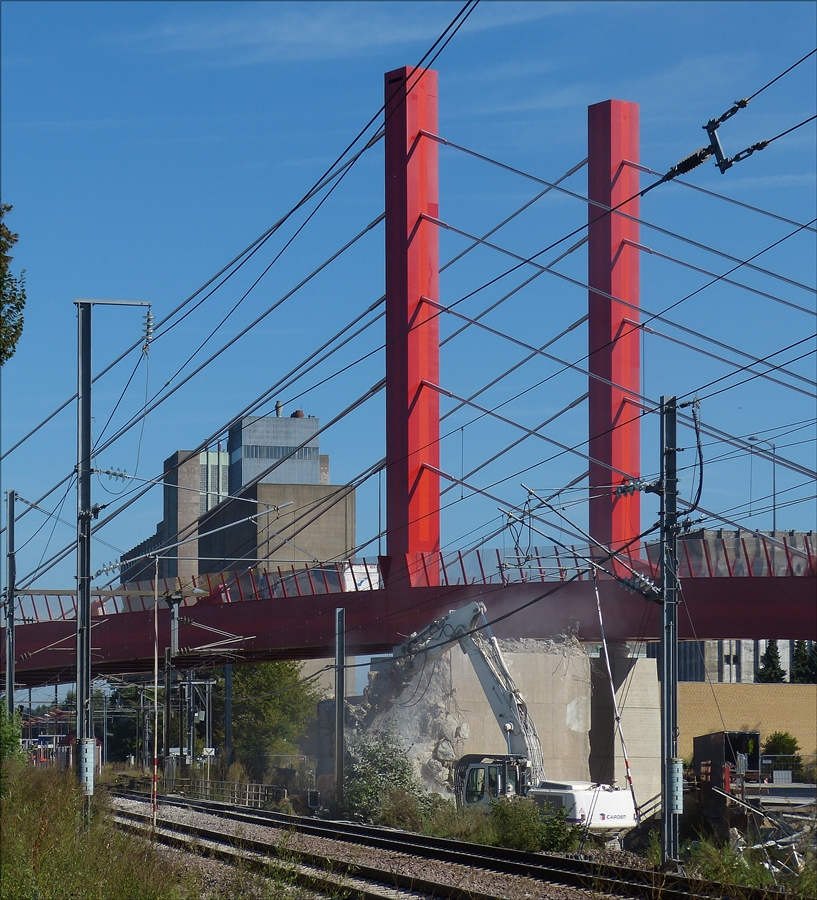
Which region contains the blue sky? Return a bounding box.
[2,0,815,621]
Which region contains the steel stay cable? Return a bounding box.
[441,237,588,349]
[194,326,812,584]
[96,148,578,477]
[11,130,774,552]
[434,301,816,476]
[12,175,808,580]
[625,239,816,319]
[626,160,817,233]
[428,212,817,392]
[441,314,590,421]
[439,158,589,275]
[11,168,562,552]
[83,322,799,592]
[443,394,589,494]
[0,1,478,466]
[639,324,816,398]
[423,130,816,294]
[690,340,816,402]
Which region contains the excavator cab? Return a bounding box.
[454,754,530,807]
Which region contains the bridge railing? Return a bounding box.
[9,533,813,624]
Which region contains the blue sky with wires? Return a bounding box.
[1,0,815,597]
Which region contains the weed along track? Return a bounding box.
[112,792,788,900]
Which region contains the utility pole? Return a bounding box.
[163,648,172,765]
[659,396,682,865]
[75,299,95,797]
[74,297,151,797]
[4,490,16,717]
[334,607,346,812]
[186,669,194,766]
[224,664,233,768]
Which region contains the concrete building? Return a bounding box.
[198,481,356,573]
[120,447,228,584]
[228,410,330,494]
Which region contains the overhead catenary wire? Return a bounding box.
[429,220,815,394]
[626,160,817,233]
[5,158,590,546]
[12,128,804,556]
[424,130,815,294]
[0,0,479,465]
[746,48,817,102]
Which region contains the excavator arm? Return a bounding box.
[394,602,545,785]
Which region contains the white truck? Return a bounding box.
[383,601,637,831]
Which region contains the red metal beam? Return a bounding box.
[8,575,815,687]
[587,100,641,561]
[384,66,440,586]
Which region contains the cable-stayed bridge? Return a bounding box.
[4,66,815,689]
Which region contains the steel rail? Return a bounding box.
[114,790,788,900]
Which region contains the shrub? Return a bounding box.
[344,729,421,822]
[378,787,425,831]
[539,804,582,853]
[423,799,496,845]
[763,731,803,779]
[489,797,544,851]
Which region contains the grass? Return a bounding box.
[0,761,200,900]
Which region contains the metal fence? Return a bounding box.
[163,775,285,808]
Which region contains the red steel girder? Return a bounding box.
[588,100,641,560]
[384,66,441,586]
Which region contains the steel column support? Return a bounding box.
[4,490,16,716]
[384,66,440,586]
[659,396,680,863]
[334,607,346,812]
[75,300,93,779]
[587,100,641,561]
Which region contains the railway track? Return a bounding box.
[113,790,787,900]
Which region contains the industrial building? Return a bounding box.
[119,408,346,584]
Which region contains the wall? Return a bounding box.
[452,638,593,782]
[591,645,661,805]
[679,682,817,760]
[198,481,356,571]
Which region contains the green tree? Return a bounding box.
[755,639,786,683]
[215,662,322,783]
[0,203,26,365]
[790,640,816,684]
[762,730,802,779]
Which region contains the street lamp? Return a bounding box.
[748,437,776,533]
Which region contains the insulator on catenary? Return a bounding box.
[665,146,712,180]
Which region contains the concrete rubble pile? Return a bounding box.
[347,634,586,794]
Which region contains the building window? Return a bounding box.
[241,445,319,461]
